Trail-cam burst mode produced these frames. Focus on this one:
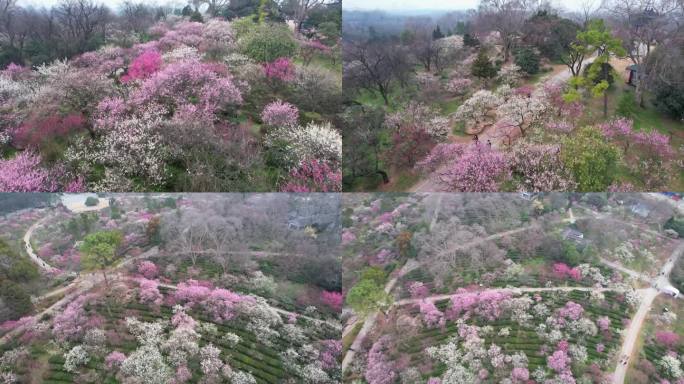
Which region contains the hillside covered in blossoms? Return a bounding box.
[0,0,342,192]
[341,192,684,384]
[0,193,342,383]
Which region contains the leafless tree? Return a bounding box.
[204,0,230,16]
[607,0,679,106]
[120,1,154,34]
[343,39,412,105]
[477,0,531,62]
[53,0,111,53]
[285,0,326,33]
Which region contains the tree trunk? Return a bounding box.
[635,77,645,108]
[603,65,608,118]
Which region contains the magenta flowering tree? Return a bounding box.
[175,281,253,323]
[174,280,212,305]
[547,349,571,373]
[261,100,299,128]
[320,291,343,312]
[132,59,242,116]
[558,301,584,321]
[138,278,163,305]
[263,57,295,82]
[300,39,332,65]
[13,114,86,148]
[137,261,158,279]
[280,159,342,192]
[408,281,429,299]
[445,77,473,97]
[510,367,529,382]
[552,263,582,281]
[105,351,126,371]
[319,339,342,370]
[509,144,576,191]
[600,118,675,188]
[341,230,356,245]
[365,336,396,384]
[0,151,58,192]
[655,331,680,349]
[419,300,444,328]
[437,144,511,192]
[597,316,611,332]
[446,289,512,321]
[52,295,90,342]
[121,50,162,83]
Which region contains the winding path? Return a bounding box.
[410,57,596,192]
[22,216,58,273]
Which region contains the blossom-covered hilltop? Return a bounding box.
[0,4,341,192]
[0,193,342,383]
[342,192,684,384]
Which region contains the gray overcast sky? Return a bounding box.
[344,0,590,12]
[17,0,185,9]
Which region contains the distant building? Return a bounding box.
[630,202,651,218]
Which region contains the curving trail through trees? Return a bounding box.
[610,240,684,384]
[22,215,58,274]
[410,56,597,192]
[341,204,684,381]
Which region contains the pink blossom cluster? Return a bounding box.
[52,294,91,342]
[158,22,204,49]
[597,316,611,332]
[320,291,343,312]
[547,349,571,373]
[131,59,242,116]
[137,261,158,279]
[365,336,396,384]
[174,280,254,322]
[439,144,511,192]
[13,114,86,148]
[374,249,392,264]
[121,49,162,83]
[319,339,342,370]
[655,331,680,349]
[510,367,530,382]
[557,301,584,321]
[415,143,466,173]
[171,306,198,330]
[0,316,34,332]
[280,159,342,192]
[446,289,512,321]
[263,57,295,82]
[341,230,356,245]
[0,151,56,192]
[2,63,30,80]
[408,281,428,299]
[261,100,299,127]
[138,278,163,305]
[445,77,473,96]
[552,262,582,281]
[419,300,445,328]
[302,39,332,53]
[600,118,674,158]
[105,351,126,371]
